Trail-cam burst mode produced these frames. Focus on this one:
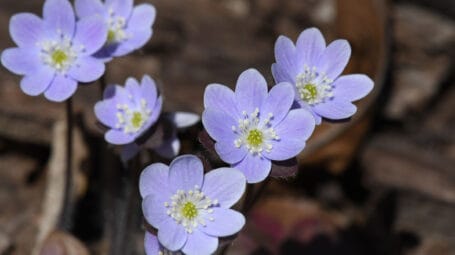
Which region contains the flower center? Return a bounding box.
[115,98,152,134]
[106,9,128,44]
[247,129,263,147]
[40,33,78,73]
[131,111,144,129]
[181,202,198,219]
[296,65,333,105]
[165,185,218,233]
[51,50,68,66]
[232,108,280,155]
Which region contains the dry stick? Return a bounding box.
[58,98,74,229]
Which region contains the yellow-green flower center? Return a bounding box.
[301,83,318,102]
[247,129,263,147]
[181,202,198,219]
[51,50,68,66]
[130,111,144,129]
[107,29,117,43]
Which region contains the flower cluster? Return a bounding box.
[1,0,374,253]
[1,0,155,102]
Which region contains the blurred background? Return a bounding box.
[0,0,454,254]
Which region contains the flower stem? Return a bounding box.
[109,157,139,255]
[59,98,74,229]
[100,73,107,96]
[242,178,270,215]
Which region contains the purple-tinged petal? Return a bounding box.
[157,218,187,251]
[296,27,326,67]
[317,39,351,79]
[73,16,108,55]
[142,195,169,229]
[43,0,76,37]
[233,154,271,183]
[75,0,105,18]
[214,140,246,164]
[146,96,162,127]
[313,99,357,120]
[204,84,239,120]
[141,75,158,107]
[144,232,160,255]
[168,155,203,192]
[20,67,55,96]
[170,112,200,129]
[260,82,295,125]
[68,56,105,82]
[125,77,141,100]
[181,230,218,255]
[201,208,245,237]
[139,163,171,198]
[235,69,268,114]
[153,135,180,159]
[94,99,117,127]
[202,109,237,142]
[333,74,374,101]
[295,100,322,125]
[266,109,315,161]
[274,36,299,78]
[105,0,133,18]
[120,142,140,163]
[105,129,134,145]
[202,168,246,208]
[1,47,40,75]
[113,28,152,57]
[103,84,130,105]
[9,13,44,47]
[43,74,77,102]
[128,4,156,30]
[271,63,294,84]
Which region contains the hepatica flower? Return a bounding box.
[95,75,162,145]
[202,69,315,183]
[1,0,107,102]
[141,155,246,255]
[272,27,374,124]
[75,0,156,59]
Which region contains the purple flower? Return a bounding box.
[120,112,200,162]
[140,155,246,255]
[144,231,182,255]
[272,27,374,124]
[1,0,107,102]
[95,75,162,145]
[202,69,315,183]
[75,0,156,59]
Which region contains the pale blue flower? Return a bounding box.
[202,69,315,183]
[94,75,162,145]
[1,0,108,102]
[272,27,374,124]
[75,0,156,59]
[141,155,246,255]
